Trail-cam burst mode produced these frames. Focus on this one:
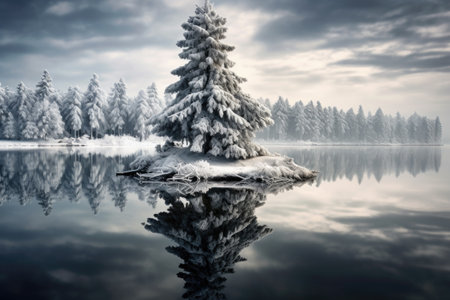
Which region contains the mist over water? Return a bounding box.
[0,146,449,299]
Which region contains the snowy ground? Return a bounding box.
[128,147,317,184]
[0,136,317,183]
[0,135,164,149]
[1,137,440,149]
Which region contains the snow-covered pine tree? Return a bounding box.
[345,108,357,142]
[0,84,8,138]
[10,82,37,140]
[373,108,386,143]
[35,70,55,102]
[108,79,128,136]
[356,105,366,142]
[147,82,163,115]
[315,101,327,141]
[255,98,272,140]
[434,117,442,144]
[83,74,108,139]
[164,92,174,107]
[47,101,65,138]
[291,101,305,140]
[271,97,289,140]
[418,117,433,144]
[332,107,346,141]
[134,90,152,141]
[365,111,377,143]
[385,115,395,143]
[62,87,83,138]
[394,112,408,143]
[3,112,17,139]
[322,107,334,141]
[407,113,420,143]
[149,0,272,159]
[33,70,64,139]
[304,101,319,141]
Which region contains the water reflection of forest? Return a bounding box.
[276,147,441,185]
[0,150,158,214]
[0,147,442,213]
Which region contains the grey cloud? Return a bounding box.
[335,52,450,73]
[223,0,450,44]
[0,0,182,58]
[220,0,450,74]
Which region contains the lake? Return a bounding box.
[0,146,449,300]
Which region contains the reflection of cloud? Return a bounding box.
[0,226,181,300]
[226,227,450,299]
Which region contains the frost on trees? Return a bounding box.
[0,84,8,139]
[33,70,64,139]
[345,108,357,142]
[356,105,367,142]
[3,112,17,139]
[133,90,152,141]
[147,82,164,115]
[373,108,386,142]
[83,74,108,139]
[434,117,442,143]
[62,87,83,138]
[108,79,129,136]
[144,187,272,299]
[164,92,174,107]
[149,0,273,159]
[304,101,319,141]
[11,82,37,139]
[291,101,305,140]
[271,97,289,140]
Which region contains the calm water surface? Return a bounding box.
[0,146,448,300]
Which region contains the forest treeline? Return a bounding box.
[0,71,443,144]
[0,70,169,141]
[256,97,442,144]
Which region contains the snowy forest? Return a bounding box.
[0,70,442,144]
[0,70,168,141]
[256,97,442,144]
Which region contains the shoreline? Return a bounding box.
[0,137,444,150]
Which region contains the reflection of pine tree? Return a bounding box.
[0,155,8,205]
[145,188,272,300]
[83,154,107,214]
[108,161,128,211]
[33,152,65,215]
[280,147,442,185]
[62,154,84,203]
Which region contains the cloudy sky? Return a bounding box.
[0,0,449,140]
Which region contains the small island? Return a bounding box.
[123,1,316,184]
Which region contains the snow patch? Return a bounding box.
[129,147,317,184]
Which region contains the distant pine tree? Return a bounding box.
[108,79,128,136]
[62,87,83,138]
[133,90,152,141]
[83,74,108,139]
[434,117,442,143]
